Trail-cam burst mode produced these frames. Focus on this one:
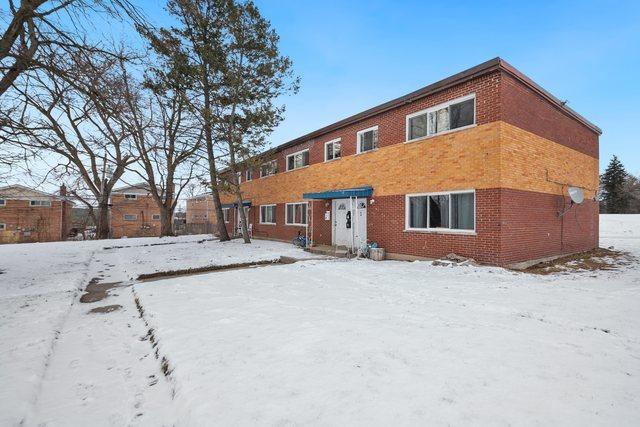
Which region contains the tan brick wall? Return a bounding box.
[221,121,598,206]
[0,199,68,243]
[110,194,161,238]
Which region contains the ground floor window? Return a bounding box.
[260,205,276,224]
[286,202,307,225]
[124,214,138,221]
[406,190,475,232]
[222,208,230,223]
[152,214,161,221]
[0,223,5,230]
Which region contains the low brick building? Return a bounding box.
[212,58,600,266]
[110,184,162,238]
[0,185,73,243]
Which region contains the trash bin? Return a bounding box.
[370,247,385,261]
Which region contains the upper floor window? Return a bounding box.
[0,223,5,230]
[246,169,253,181]
[405,190,475,232]
[236,171,242,184]
[124,194,137,200]
[286,149,309,171]
[260,160,277,178]
[0,198,5,206]
[324,138,341,162]
[152,214,161,221]
[406,94,475,141]
[357,126,378,154]
[124,214,138,221]
[30,200,51,207]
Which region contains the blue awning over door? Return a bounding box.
[302,186,373,200]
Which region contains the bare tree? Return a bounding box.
[142,0,235,241]
[0,50,137,238]
[119,59,201,237]
[0,0,141,97]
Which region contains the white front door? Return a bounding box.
[332,198,367,249]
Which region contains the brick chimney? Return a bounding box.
[60,185,67,197]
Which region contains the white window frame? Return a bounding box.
[236,171,242,184]
[260,159,277,178]
[222,208,230,223]
[324,138,342,162]
[406,94,476,142]
[0,223,5,230]
[404,189,476,234]
[285,202,308,226]
[124,214,138,221]
[356,125,379,154]
[29,200,52,207]
[152,214,161,221]
[246,169,253,181]
[259,204,277,225]
[285,148,310,171]
[0,198,5,207]
[124,194,138,200]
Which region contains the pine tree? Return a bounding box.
[600,155,630,213]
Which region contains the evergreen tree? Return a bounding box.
[600,155,630,213]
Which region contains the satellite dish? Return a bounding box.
[568,187,584,204]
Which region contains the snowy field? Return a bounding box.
[1,216,639,426]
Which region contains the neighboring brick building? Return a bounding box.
[110,184,162,238]
[208,58,600,266]
[0,185,73,244]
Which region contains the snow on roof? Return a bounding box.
[0,184,67,201]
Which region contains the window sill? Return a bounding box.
[403,228,476,236]
[404,123,477,144]
[355,148,378,156]
[285,223,309,227]
[259,222,276,226]
[284,165,310,173]
[324,157,341,163]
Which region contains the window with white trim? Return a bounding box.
[357,126,378,153]
[0,223,5,230]
[246,169,253,181]
[0,198,5,207]
[30,200,51,207]
[124,194,137,200]
[124,214,138,221]
[152,214,161,220]
[406,94,475,141]
[260,204,276,224]
[406,191,475,232]
[222,208,230,223]
[236,171,242,184]
[286,149,309,171]
[285,202,308,225]
[260,160,277,177]
[324,138,341,161]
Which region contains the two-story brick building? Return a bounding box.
[110,184,163,238]
[0,184,73,243]
[199,58,600,266]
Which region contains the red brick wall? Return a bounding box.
[500,72,599,158]
[498,188,599,264]
[0,199,67,243]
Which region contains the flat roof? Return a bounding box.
[259,57,600,159]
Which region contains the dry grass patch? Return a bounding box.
[525,248,634,275]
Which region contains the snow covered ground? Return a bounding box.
[1,216,639,426]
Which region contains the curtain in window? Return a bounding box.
[429,195,449,228]
[409,114,428,140]
[409,196,428,228]
[451,193,474,230]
